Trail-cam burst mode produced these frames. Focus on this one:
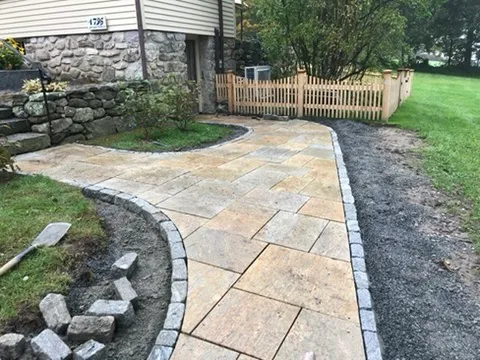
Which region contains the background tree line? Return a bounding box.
[235,0,480,79]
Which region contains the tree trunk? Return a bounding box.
[447,38,454,66]
[463,28,474,68]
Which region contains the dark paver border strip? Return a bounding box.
[81,185,186,360]
[327,127,383,360]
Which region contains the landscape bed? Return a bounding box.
[84,122,245,153]
[0,175,172,359]
[0,175,105,330]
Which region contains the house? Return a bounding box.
[0,0,237,112]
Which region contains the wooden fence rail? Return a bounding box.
[216,68,414,121]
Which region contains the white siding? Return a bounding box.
[142,0,236,38]
[0,0,138,39]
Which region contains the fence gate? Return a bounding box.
[216,69,414,121]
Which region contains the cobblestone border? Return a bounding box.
[327,128,383,360]
[80,185,186,360]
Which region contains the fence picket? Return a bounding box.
[216,69,410,121]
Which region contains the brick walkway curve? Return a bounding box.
[15,116,365,360]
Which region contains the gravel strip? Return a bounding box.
[316,119,480,360]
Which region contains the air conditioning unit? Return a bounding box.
[245,66,271,81]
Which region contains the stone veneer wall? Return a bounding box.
[11,83,149,145]
[25,32,143,82]
[197,36,236,113]
[144,31,187,83]
[24,31,235,113]
[24,31,190,84]
[198,36,217,114]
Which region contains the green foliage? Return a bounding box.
[85,122,233,153]
[235,38,269,76]
[251,0,410,80]
[390,73,480,248]
[0,42,22,70]
[124,81,167,140]
[0,175,105,323]
[124,79,198,139]
[430,0,480,67]
[21,79,68,94]
[159,80,198,130]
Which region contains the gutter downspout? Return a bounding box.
[218,0,225,73]
[135,0,148,79]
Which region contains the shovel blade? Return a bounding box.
[32,222,71,247]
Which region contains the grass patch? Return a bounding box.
[390,73,480,248]
[85,122,235,152]
[0,175,105,326]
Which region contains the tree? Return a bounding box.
[399,0,444,63]
[251,0,420,80]
[430,0,480,67]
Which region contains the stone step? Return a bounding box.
[0,118,31,136]
[4,132,51,155]
[0,107,13,120]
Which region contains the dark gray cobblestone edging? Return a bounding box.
[81,185,186,360]
[327,128,383,360]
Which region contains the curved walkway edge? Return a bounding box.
[81,186,187,359]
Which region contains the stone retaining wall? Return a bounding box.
[10,83,147,144]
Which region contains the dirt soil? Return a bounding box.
[17,200,171,360]
[67,201,171,360]
[316,119,480,360]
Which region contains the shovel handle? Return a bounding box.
[0,246,36,277]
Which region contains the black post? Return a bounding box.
[217,0,225,73]
[240,0,244,41]
[135,0,148,79]
[214,27,221,74]
[38,69,52,138]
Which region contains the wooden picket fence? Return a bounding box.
[216,69,414,121]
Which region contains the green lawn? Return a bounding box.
[0,175,105,325]
[390,73,480,247]
[85,122,234,152]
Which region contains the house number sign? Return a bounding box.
[87,16,107,31]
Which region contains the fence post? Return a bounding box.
[226,70,235,113]
[381,70,392,121]
[408,69,414,98]
[296,68,307,117]
[397,68,405,105]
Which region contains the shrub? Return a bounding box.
[5,38,24,55]
[123,81,168,140]
[123,78,199,139]
[159,80,198,131]
[21,79,68,94]
[0,42,22,70]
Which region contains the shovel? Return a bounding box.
[0,222,71,277]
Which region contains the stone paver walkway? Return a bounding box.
[15,117,365,360]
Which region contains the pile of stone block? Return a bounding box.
[0,252,139,360]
